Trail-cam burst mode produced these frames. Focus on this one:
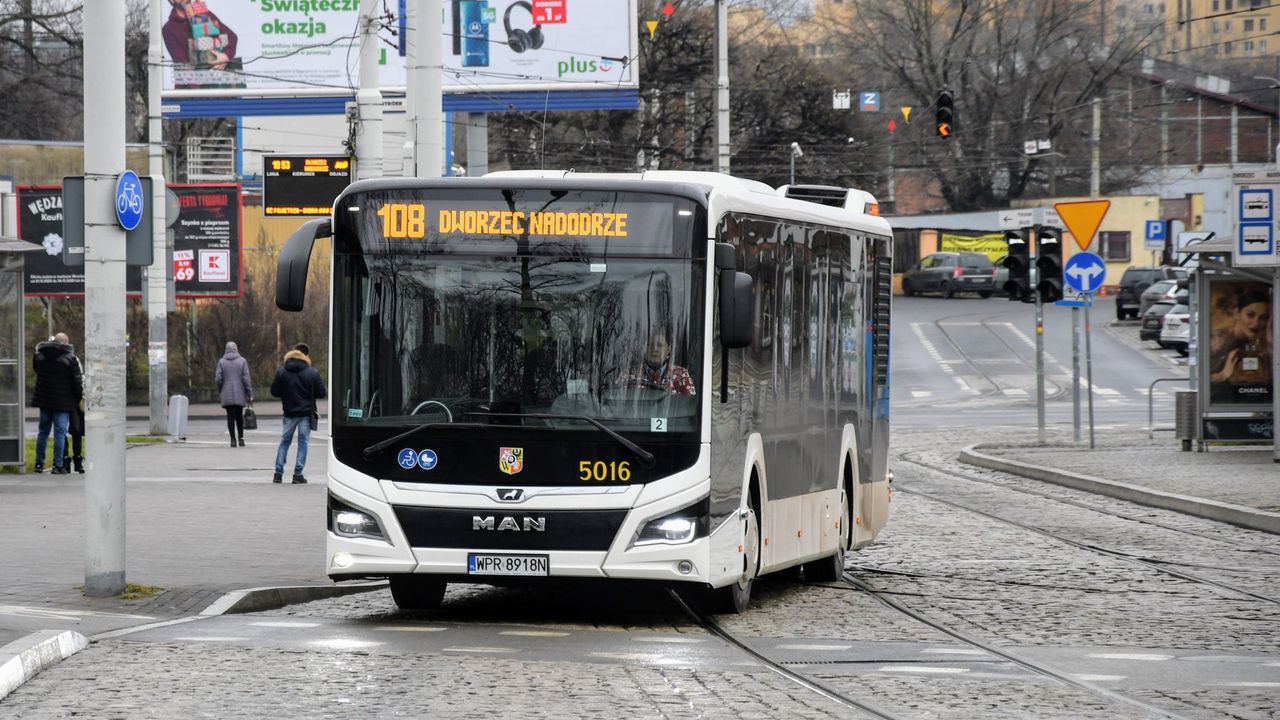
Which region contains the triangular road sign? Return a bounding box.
[1054,200,1110,251]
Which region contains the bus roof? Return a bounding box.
[484,170,893,237]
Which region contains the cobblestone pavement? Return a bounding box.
[4,427,1277,719]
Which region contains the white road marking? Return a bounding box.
[910,390,932,399]
[877,665,970,674]
[631,636,704,644]
[376,625,448,632]
[249,621,322,629]
[911,323,954,376]
[590,652,664,661]
[776,643,852,651]
[954,376,980,394]
[921,648,989,656]
[1003,388,1029,397]
[173,636,248,642]
[311,638,384,650]
[1086,652,1173,661]
[939,322,982,326]
[499,630,570,638]
[1215,682,1280,688]
[1074,674,1127,682]
[1093,388,1121,396]
[443,646,519,654]
[0,605,154,621]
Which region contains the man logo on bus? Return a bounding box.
[499,447,524,475]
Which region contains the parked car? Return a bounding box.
[1140,300,1175,346]
[994,254,1009,295]
[1138,279,1180,318]
[1116,266,1187,320]
[901,252,998,298]
[1160,303,1190,356]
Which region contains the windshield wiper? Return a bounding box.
[362,421,490,459]
[465,412,656,468]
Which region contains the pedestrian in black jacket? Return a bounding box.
[269,344,326,484]
[32,332,83,474]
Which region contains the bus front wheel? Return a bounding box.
[389,575,446,610]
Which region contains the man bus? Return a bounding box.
[276,170,893,613]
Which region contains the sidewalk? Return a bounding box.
[0,428,344,652]
[962,428,1280,535]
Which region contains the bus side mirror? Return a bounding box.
[276,218,331,312]
[714,242,754,348]
[719,271,754,349]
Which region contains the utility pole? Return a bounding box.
[406,0,444,177]
[715,0,730,174]
[355,0,384,181]
[1090,97,1101,197]
[83,0,127,597]
[147,0,168,435]
[1033,225,1046,444]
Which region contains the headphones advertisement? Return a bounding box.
[162,0,636,94]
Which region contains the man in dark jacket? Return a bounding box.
[269,345,326,484]
[32,332,83,474]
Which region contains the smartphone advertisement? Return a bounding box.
[162,0,637,94]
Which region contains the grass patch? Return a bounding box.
[0,434,165,474]
[75,582,166,600]
[119,583,164,600]
[126,435,166,444]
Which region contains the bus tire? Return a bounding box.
[708,485,760,614]
[389,575,446,610]
[802,486,848,583]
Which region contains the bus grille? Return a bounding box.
[392,506,628,551]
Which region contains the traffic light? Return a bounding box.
[1003,229,1031,302]
[1035,226,1064,303]
[935,90,954,139]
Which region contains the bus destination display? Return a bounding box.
[264,155,352,217]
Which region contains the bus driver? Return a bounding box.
[618,328,696,396]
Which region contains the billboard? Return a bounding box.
[16,185,241,298]
[263,155,352,217]
[1205,277,1272,407]
[940,233,1006,263]
[161,0,637,94]
[17,187,144,296]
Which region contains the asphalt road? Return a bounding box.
[891,294,1188,430]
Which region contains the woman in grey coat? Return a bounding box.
[215,341,252,447]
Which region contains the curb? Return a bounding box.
[959,444,1280,535]
[0,629,89,701]
[200,581,388,616]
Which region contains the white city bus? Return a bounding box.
[276,171,893,612]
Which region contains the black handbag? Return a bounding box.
[310,407,320,429]
[243,404,258,430]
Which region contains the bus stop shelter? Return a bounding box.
[1182,234,1276,449]
[0,237,40,467]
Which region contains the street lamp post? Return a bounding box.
[789,142,803,185]
[1255,71,1280,462]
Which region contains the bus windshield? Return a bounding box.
[332,188,706,437]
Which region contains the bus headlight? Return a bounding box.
[633,497,709,547]
[328,495,387,541]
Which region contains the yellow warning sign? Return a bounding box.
[646,19,659,39]
[901,106,912,122]
[1054,200,1111,251]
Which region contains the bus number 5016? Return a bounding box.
[579,460,630,482]
[377,203,426,238]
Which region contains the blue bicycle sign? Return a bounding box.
[115,171,144,230]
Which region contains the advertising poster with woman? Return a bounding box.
[1208,279,1272,405]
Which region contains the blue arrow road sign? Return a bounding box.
[114,171,144,231]
[1064,251,1106,294]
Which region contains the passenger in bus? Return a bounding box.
[618,328,696,395]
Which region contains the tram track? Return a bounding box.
[832,572,1196,720]
[667,589,906,719]
[898,450,1280,559]
[929,312,1068,402]
[896,452,1280,602]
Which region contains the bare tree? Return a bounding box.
[830,0,1160,211]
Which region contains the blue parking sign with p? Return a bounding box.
[1145,220,1165,241]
